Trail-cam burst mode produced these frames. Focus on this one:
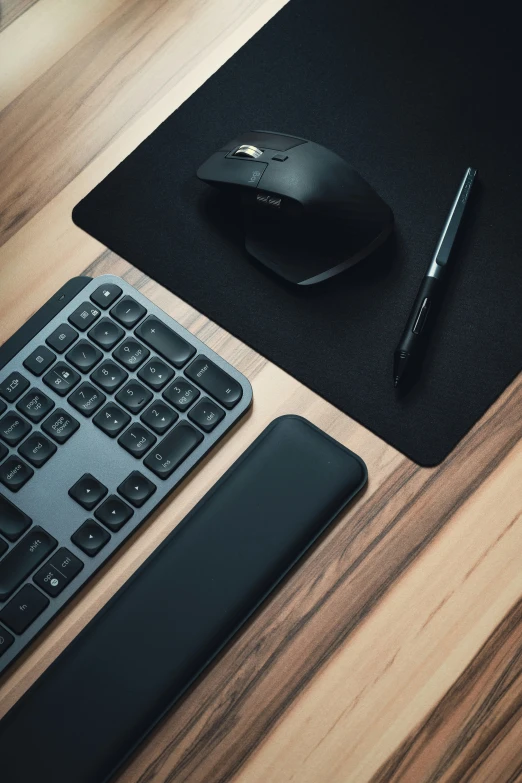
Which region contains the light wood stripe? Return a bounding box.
[372,596,522,782]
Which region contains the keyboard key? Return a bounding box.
[118,424,157,458]
[34,548,84,597]
[90,360,128,393]
[0,371,30,403]
[0,443,7,462]
[68,302,101,331]
[163,378,200,412]
[88,318,124,350]
[90,283,122,309]
[0,526,57,600]
[0,494,32,541]
[0,412,31,446]
[43,362,80,396]
[0,625,14,656]
[0,585,49,634]
[18,433,57,468]
[68,382,106,417]
[115,380,152,414]
[137,358,174,391]
[140,401,178,435]
[117,471,156,508]
[188,398,225,432]
[42,409,80,444]
[95,496,133,532]
[69,474,108,511]
[113,338,150,370]
[110,296,146,328]
[185,357,243,409]
[144,422,203,479]
[66,340,102,372]
[135,317,196,368]
[23,346,56,376]
[71,520,110,557]
[93,403,130,437]
[0,538,6,557]
[0,400,5,416]
[46,323,78,353]
[16,389,54,423]
[0,457,34,492]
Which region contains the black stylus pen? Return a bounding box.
[393,167,477,387]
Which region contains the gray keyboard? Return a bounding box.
[0,275,252,675]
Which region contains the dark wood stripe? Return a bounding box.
[372,588,522,783]
[107,358,522,781]
[0,0,38,33]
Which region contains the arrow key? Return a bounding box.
[117,471,156,508]
[71,520,110,557]
[95,495,133,532]
[69,474,108,510]
[137,358,174,391]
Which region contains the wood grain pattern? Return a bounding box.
[0,0,38,32]
[0,2,521,782]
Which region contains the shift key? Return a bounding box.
[0,527,57,601]
[185,357,242,409]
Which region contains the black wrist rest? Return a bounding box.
[0,415,367,783]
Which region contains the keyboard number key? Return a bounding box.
[68,383,106,417]
[90,361,128,393]
[0,372,30,403]
[43,362,80,396]
[115,381,152,414]
[113,338,150,370]
[163,378,199,412]
[144,422,203,479]
[93,403,130,437]
[118,424,157,458]
[140,401,178,435]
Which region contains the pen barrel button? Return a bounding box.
[412,297,431,335]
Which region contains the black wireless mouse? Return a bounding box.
[197,130,393,285]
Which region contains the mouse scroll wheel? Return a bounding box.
[233,144,263,159]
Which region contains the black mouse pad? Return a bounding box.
[73,0,522,466]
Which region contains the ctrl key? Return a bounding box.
[0,584,49,635]
[34,548,83,597]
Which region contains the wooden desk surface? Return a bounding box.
[1,2,521,780]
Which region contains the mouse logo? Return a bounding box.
[249,170,262,184]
